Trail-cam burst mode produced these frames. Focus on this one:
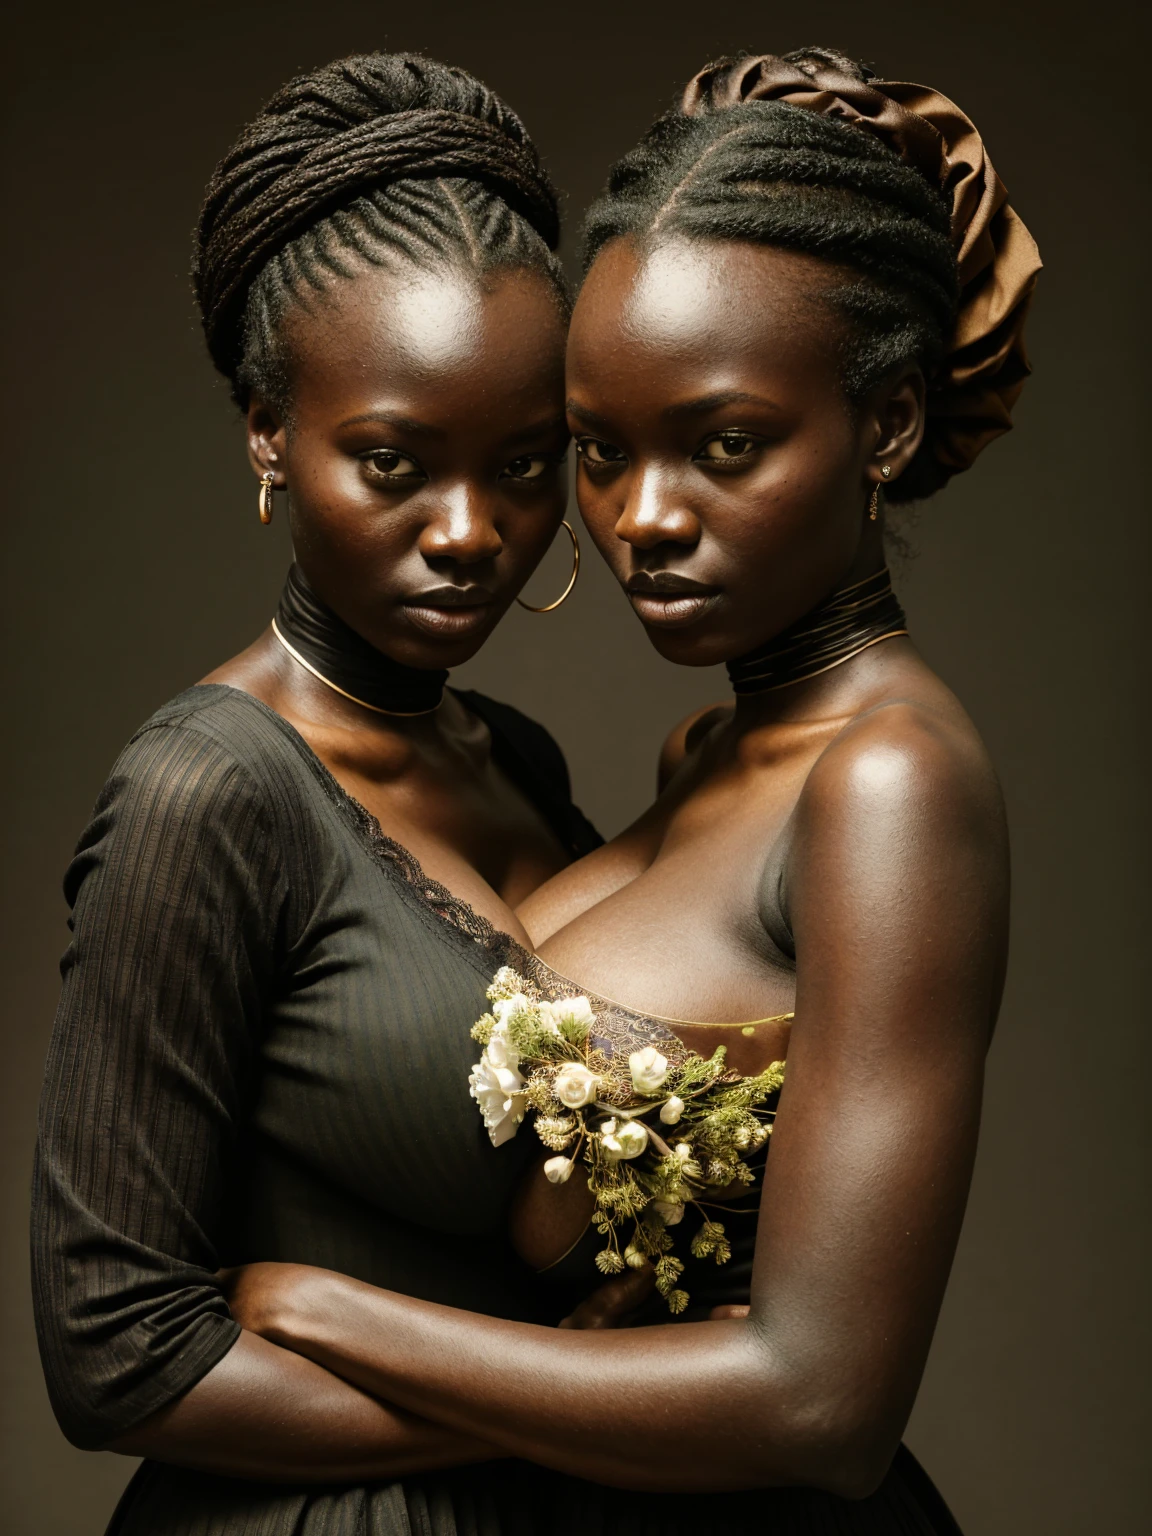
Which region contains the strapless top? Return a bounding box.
[365,842,788,1323]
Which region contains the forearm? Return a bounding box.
[262,1275,819,1492]
[106,1329,499,1483]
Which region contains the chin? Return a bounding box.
[642,624,739,670]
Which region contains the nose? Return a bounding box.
[614,464,701,551]
[418,483,503,566]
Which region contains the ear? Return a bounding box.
[246,397,288,487]
[864,365,926,490]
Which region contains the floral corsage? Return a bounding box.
[468,966,785,1313]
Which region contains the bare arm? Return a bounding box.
[105,1331,496,1482]
[226,706,1008,1497]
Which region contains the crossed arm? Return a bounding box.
[220,711,1008,1497]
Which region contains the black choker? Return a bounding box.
[272,566,447,717]
[726,569,908,696]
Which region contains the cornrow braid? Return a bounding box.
[582,49,960,501]
[193,52,567,409]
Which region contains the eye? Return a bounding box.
[696,432,760,462]
[500,454,560,481]
[362,448,424,480]
[575,437,626,467]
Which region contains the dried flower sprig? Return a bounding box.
[468,967,785,1313]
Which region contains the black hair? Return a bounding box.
[582,48,960,500]
[193,52,566,411]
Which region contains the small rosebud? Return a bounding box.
[553,1063,600,1109]
[624,1244,649,1269]
[543,1156,574,1184]
[602,1119,649,1161]
[675,1142,693,1160]
[660,1095,685,1125]
[629,1045,670,1095]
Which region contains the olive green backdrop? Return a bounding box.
[3,0,1148,1530]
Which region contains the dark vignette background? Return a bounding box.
[3,1,1148,1530]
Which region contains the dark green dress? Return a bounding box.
[32,684,960,1535]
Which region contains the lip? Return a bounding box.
[401,585,497,638]
[625,572,721,629]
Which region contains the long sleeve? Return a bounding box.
[31,720,290,1447]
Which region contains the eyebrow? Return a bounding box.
[338,412,569,448]
[663,390,784,419]
[566,400,614,430]
[566,391,784,431]
[338,411,444,436]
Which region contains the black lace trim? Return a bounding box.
[307,744,688,1055]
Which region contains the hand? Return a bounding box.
[557,1265,656,1329]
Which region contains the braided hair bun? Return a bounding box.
[585,47,1040,500]
[194,53,564,403]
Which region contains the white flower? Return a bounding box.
[539,995,594,1035]
[602,1118,649,1161]
[652,1199,685,1226]
[485,1031,521,1073]
[487,966,523,1002]
[659,1095,685,1125]
[675,1142,693,1161]
[492,993,532,1028]
[629,1046,669,1096]
[543,1155,574,1184]
[533,1004,561,1036]
[553,1062,600,1109]
[469,1049,526,1147]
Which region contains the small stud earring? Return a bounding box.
[258,471,275,525]
[881,464,892,479]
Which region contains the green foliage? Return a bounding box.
[654,1255,685,1296]
[556,1012,591,1045]
[690,1219,732,1266]
[471,968,781,1316]
[470,1014,495,1045]
[534,1113,578,1151]
[673,1045,728,1095]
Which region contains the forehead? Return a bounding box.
[283,263,565,409]
[568,237,844,400]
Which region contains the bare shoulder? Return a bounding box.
[786,689,1010,956]
[785,689,1010,1049]
[657,701,733,791]
[801,689,1005,848]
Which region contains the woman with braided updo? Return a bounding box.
[216,48,1041,1534]
[32,50,616,1534]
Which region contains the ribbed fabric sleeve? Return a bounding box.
[32,718,295,1447]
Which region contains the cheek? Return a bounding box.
[723,416,862,553]
[573,474,630,569]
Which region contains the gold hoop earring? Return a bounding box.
[258,471,275,525]
[516,520,580,612]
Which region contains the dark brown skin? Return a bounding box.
[221,235,1009,1499]
[105,261,618,1482]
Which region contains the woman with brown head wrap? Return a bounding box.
[217,47,1039,1534]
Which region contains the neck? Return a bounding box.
[273,566,447,718]
[726,567,908,699]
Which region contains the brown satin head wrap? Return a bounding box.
[682,53,1042,483]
